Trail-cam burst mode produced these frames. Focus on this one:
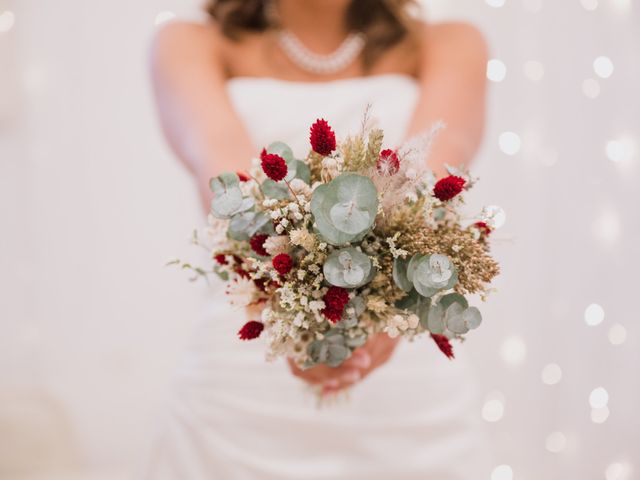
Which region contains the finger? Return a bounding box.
[340,349,371,370]
[322,368,361,395]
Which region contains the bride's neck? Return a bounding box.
[276,0,351,52]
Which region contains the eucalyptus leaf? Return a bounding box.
[393,257,414,292]
[323,247,372,288]
[262,179,290,199]
[310,173,379,245]
[266,141,295,163]
[439,293,469,310]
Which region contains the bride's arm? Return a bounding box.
[407,22,489,176]
[149,22,255,208]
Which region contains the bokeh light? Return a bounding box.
[589,387,609,409]
[491,465,514,480]
[591,406,610,424]
[606,462,633,480]
[500,335,527,366]
[545,431,567,453]
[523,60,544,81]
[582,78,601,99]
[155,11,176,26]
[592,209,621,245]
[486,0,507,7]
[0,10,15,33]
[580,0,598,11]
[541,363,562,385]
[584,303,605,326]
[608,324,627,346]
[594,56,615,79]
[499,132,522,155]
[482,392,506,423]
[487,59,508,82]
[606,137,636,164]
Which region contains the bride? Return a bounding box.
[146,1,489,478]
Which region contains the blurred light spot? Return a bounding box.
[591,406,610,423]
[499,132,522,155]
[482,206,507,229]
[482,397,505,422]
[491,465,513,480]
[582,78,601,99]
[610,0,632,14]
[592,209,621,245]
[523,60,544,81]
[589,387,609,408]
[539,148,559,167]
[155,10,176,26]
[594,56,614,79]
[606,462,633,480]
[580,0,598,10]
[545,431,567,453]
[522,0,542,12]
[486,0,507,7]
[487,59,507,82]
[608,324,627,345]
[500,335,526,366]
[606,137,636,163]
[584,303,605,326]
[542,363,562,385]
[0,10,15,33]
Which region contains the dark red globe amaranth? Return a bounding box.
[236,171,250,182]
[322,286,350,323]
[376,149,400,176]
[431,333,455,360]
[433,175,466,202]
[272,253,293,276]
[238,320,264,340]
[474,221,493,237]
[261,153,288,182]
[309,118,336,156]
[214,254,228,265]
[249,233,269,257]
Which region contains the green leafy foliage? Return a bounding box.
[323,247,373,288]
[310,173,379,245]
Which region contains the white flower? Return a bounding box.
[407,314,419,329]
[275,225,284,234]
[289,228,316,251]
[225,277,255,307]
[264,235,289,256]
[289,178,312,198]
[309,300,326,314]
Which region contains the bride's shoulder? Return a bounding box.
[418,20,488,63]
[149,21,228,71]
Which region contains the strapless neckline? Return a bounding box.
[226,73,419,88]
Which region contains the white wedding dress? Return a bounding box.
[144,74,489,479]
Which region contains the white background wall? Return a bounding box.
[1,0,638,479]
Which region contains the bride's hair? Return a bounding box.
[205,0,416,69]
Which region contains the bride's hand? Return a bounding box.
[288,333,400,395]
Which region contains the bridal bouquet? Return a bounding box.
[178,116,500,368]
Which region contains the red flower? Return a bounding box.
[235,268,250,279]
[322,286,350,323]
[433,175,466,201]
[249,234,269,257]
[260,147,268,161]
[474,221,492,237]
[431,333,455,360]
[214,254,228,265]
[310,118,336,156]
[261,153,288,182]
[238,320,264,340]
[272,253,293,275]
[376,149,400,176]
[237,171,250,182]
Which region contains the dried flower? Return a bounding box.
[322,286,350,323]
[376,149,400,176]
[431,333,455,359]
[249,234,269,257]
[264,235,289,256]
[272,253,293,275]
[261,153,288,181]
[310,118,336,156]
[433,175,466,201]
[238,320,264,340]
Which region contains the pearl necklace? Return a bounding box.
[277,30,366,75]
